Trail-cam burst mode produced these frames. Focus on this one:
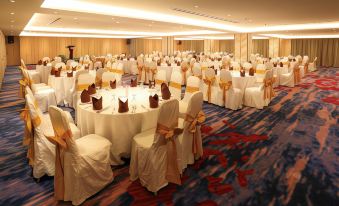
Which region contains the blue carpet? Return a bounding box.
[0,66,338,206]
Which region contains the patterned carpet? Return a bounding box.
[0,66,338,206]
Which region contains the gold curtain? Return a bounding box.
[219,40,234,53]
[291,38,339,67]
[0,30,6,89]
[252,39,269,58]
[174,40,204,52]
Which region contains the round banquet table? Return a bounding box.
[157,65,181,82]
[48,72,75,105]
[36,65,52,84]
[229,71,258,93]
[77,86,167,165]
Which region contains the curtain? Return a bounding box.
[252,39,269,58]
[174,40,204,52]
[291,38,339,67]
[0,30,6,89]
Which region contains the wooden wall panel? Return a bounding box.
[0,30,6,89]
[219,40,234,53]
[174,40,204,52]
[5,36,20,66]
[20,36,129,64]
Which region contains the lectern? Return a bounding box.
[66,45,75,59]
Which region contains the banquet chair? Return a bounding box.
[101,72,115,89]
[180,76,200,118]
[130,61,138,75]
[48,106,113,205]
[280,64,299,87]
[308,57,318,72]
[129,99,182,193]
[21,68,57,112]
[202,68,217,103]
[105,60,112,70]
[69,70,91,108]
[21,59,41,84]
[231,61,241,70]
[113,62,124,83]
[169,71,182,100]
[243,62,252,72]
[244,70,273,109]
[70,61,79,70]
[24,92,80,179]
[155,70,167,90]
[177,91,204,171]
[214,70,243,110]
[180,61,191,85]
[192,65,202,79]
[256,64,266,75]
[95,68,107,87]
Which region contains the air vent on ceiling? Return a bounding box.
[48,17,61,25]
[172,8,238,24]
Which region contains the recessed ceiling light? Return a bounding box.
[116,21,120,24]
[227,14,231,17]
[73,17,78,20]
[148,24,152,27]
[10,25,14,27]
[151,21,154,24]
[10,12,14,15]
[112,17,115,20]
[9,0,15,3]
[10,20,15,22]
[54,11,58,14]
[194,5,199,8]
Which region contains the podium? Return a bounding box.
[66,45,75,59]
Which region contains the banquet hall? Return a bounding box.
[0,0,338,205]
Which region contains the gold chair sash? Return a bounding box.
[155,79,165,85]
[263,78,275,100]
[181,66,188,85]
[170,82,181,90]
[185,111,205,158]
[77,84,90,91]
[101,81,109,88]
[144,67,150,82]
[19,79,29,98]
[20,107,34,166]
[203,76,216,103]
[294,68,301,84]
[95,76,102,88]
[186,86,199,93]
[256,69,266,74]
[137,66,143,81]
[156,123,183,185]
[111,69,124,74]
[219,80,232,104]
[150,67,158,81]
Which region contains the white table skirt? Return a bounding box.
[48,72,75,105]
[36,65,52,84]
[77,86,166,165]
[229,71,257,93]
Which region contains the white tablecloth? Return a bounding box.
[48,72,75,105]
[157,65,181,82]
[77,86,168,165]
[36,65,52,84]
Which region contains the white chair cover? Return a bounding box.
[180,76,200,118]
[202,68,216,102]
[169,71,182,100]
[155,70,167,90]
[48,106,113,205]
[129,99,182,193]
[101,72,115,88]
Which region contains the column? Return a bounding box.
[234,33,252,62]
[161,36,174,56]
[269,37,280,58]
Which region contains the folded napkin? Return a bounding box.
[85,65,90,70]
[92,96,103,110]
[273,63,277,67]
[161,83,171,100]
[55,69,61,77]
[149,80,155,88]
[72,66,77,71]
[67,71,73,77]
[38,60,42,65]
[249,68,255,76]
[130,78,137,87]
[229,66,233,71]
[118,97,129,113]
[149,94,159,108]
[279,62,283,67]
[50,67,56,75]
[81,89,91,103]
[87,83,96,95]
[157,61,161,66]
[167,62,171,66]
[177,62,181,66]
[110,80,116,89]
[240,70,245,77]
[43,61,48,66]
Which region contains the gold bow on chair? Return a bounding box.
[203,76,216,103]
[263,78,275,100]
[95,76,102,88]
[185,111,205,158]
[20,107,35,166]
[45,128,73,200]
[304,63,309,74]
[156,123,183,185]
[181,66,188,85]
[137,66,143,81]
[294,67,301,84]
[19,79,29,98]
[150,67,158,81]
[144,66,150,82]
[219,80,232,104]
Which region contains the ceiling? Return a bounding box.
[0,0,338,39]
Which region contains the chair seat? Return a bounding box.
[76,134,111,159]
[133,128,156,148]
[178,118,184,129]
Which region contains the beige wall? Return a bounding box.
[20,36,129,64]
[219,40,234,53]
[0,31,6,90]
[132,39,162,56]
[6,36,20,66]
[252,39,269,58]
[279,39,291,57]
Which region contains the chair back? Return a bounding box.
[183,76,200,102]
[102,72,115,88]
[169,71,182,100]
[185,91,203,119]
[77,73,95,91]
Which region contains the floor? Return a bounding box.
[0,66,338,206]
